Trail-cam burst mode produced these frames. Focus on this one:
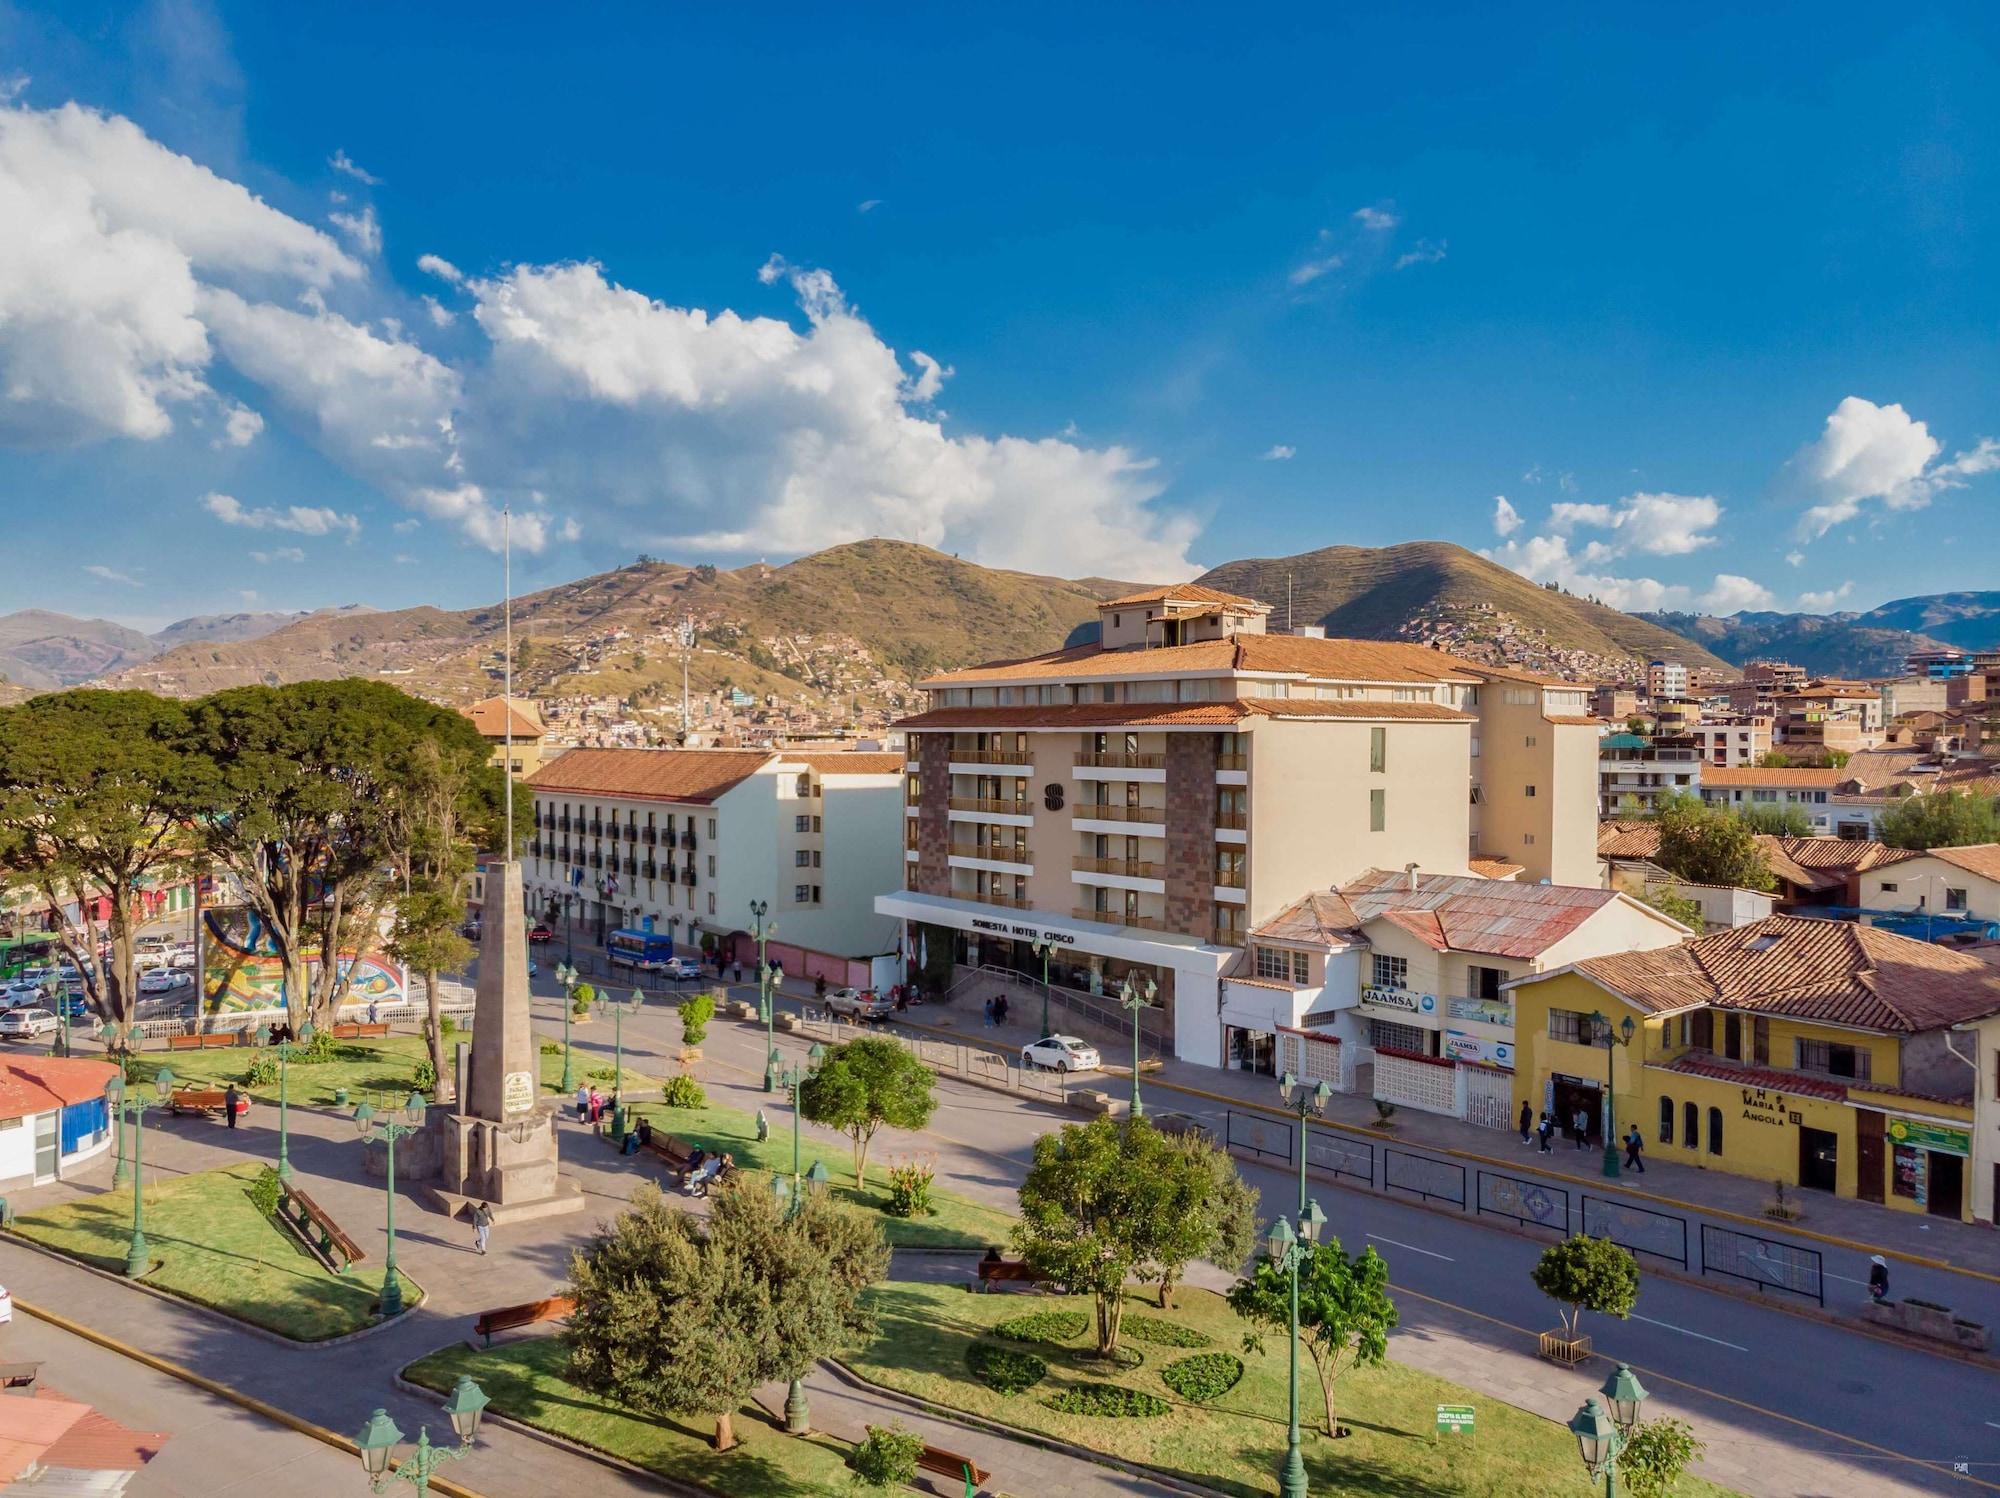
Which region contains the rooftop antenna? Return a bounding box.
[1287,573,1294,633]
[502,505,514,859]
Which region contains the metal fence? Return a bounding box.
[1383,1148,1467,1209]
[1305,1124,1376,1186]
[1584,1194,1689,1268]
[1476,1169,1571,1233]
[1699,1223,1824,1305]
[1227,1110,1294,1163]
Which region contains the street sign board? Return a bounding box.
[1436,1404,1476,1436]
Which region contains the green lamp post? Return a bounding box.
[1569,1395,1626,1497]
[1277,1072,1332,1216]
[1263,1199,1326,1498]
[1118,972,1157,1119]
[1030,937,1055,1039]
[257,1020,314,1182]
[43,977,66,1057]
[554,962,578,1093]
[354,1091,427,1318]
[774,1042,826,1200]
[355,1375,488,1494]
[591,988,636,1138]
[766,1142,832,1438]
[106,1065,173,1278]
[101,1025,128,1187]
[1588,1010,1639,1178]
[750,899,777,1092]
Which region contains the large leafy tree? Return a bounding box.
[1229,1236,1397,1439]
[0,691,209,1034]
[1653,792,1773,892]
[1150,1131,1260,1309]
[1877,789,2000,851]
[797,1035,937,1190]
[566,1179,886,1449]
[1737,803,1813,837]
[1013,1115,1187,1355]
[187,680,501,1028]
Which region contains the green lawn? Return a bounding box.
[848,1282,1742,1498]
[405,1336,860,1497]
[126,1033,649,1110]
[619,1093,1020,1250]
[7,1162,419,1340]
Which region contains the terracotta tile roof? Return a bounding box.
[920,634,1486,687]
[462,695,545,740]
[1237,697,1475,722]
[32,1392,164,1473]
[783,751,905,776]
[1764,836,1912,872]
[525,747,774,804]
[1101,582,1267,609]
[1463,663,1568,686]
[1567,915,2000,1031]
[1596,821,1661,860]
[1227,974,1304,992]
[1650,1054,1850,1102]
[897,702,1253,731]
[1468,856,1527,880]
[1927,844,2000,882]
[1341,868,1624,959]
[1543,715,1610,727]
[0,1057,119,1118]
[1251,891,1362,945]
[1701,766,1848,788]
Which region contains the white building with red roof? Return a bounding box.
[0,1056,118,1188]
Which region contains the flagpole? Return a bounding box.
[503,506,514,862]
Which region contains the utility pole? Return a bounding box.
[502,506,514,861]
[678,614,695,743]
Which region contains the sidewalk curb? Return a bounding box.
[14,1296,482,1498]
[820,1356,1228,1498]
[0,1227,429,1349]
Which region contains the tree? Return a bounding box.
[1013,1116,1187,1355]
[1531,1235,1639,1342]
[1151,1132,1260,1309]
[1639,886,1703,931]
[1737,802,1812,837]
[1228,1236,1396,1439]
[1653,793,1773,892]
[1878,789,2000,851]
[1618,1417,1705,1498]
[1755,750,1793,769]
[797,1035,936,1191]
[0,691,208,1034]
[679,990,715,1048]
[566,1179,886,1449]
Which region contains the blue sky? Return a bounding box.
[1,1,1996,629]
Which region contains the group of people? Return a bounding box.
[982,993,1011,1027]
[1516,1101,1646,1172]
[574,1083,614,1124]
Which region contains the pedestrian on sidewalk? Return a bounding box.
[224,1083,240,1130]
[982,996,994,1028]
[575,1081,590,1121]
[1518,1100,1532,1144]
[1572,1105,1591,1150]
[995,993,1009,1026]
[1623,1125,1645,1173]
[1869,1255,1890,1303]
[814,974,827,1004]
[1536,1112,1554,1152]
[472,1201,493,1256]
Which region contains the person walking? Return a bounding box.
[1869,1254,1890,1303]
[575,1081,590,1121]
[1572,1105,1591,1150]
[1518,1100,1533,1145]
[472,1201,493,1256]
[1536,1112,1555,1153]
[982,996,994,1028]
[224,1082,240,1130]
[1623,1125,1646,1173]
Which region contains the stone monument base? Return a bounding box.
[420,1107,586,1225]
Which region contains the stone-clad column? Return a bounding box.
[1163,734,1216,940]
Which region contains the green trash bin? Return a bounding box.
[334,1086,350,1107]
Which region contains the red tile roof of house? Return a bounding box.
[461,696,545,740]
[1468,856,1527,880]
[525,748,775,804]
[1595,820,1661,861]
[32,1392,164,1473]
[1567,915,2000,1031]
[0,1057,118,1119]
[1926,843,2000,882]
[783,751,905,776]
[899,702,1254,731]
[919,634,1488,687]
[1237,697,1475,722]
[1251,891,1363,945]
[1700,766,1849,788]
[1099,583,1267,609]
[1342,868,1631,959]
[1651,1054,1850,1102]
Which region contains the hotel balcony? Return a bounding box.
[1072,906,1172,933]
[948,795,1033,826]
[1073,800,1167,836]
[1073,855,1162,879]
[949,841,1034,872]
[1074,751,1167,783]
[947,748,1035,776]
[964,887,1031,910]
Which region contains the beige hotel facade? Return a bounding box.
[874,584,1612,1076]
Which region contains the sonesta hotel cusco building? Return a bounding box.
[874,583,1609,1071]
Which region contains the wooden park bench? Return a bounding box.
[330,1021,391,1040]
[472,1294,575,1347]
[682,1155,735,1198]
[276,1183,365,1274]
[916,1445,991,1491]
[640,1132,697,1176]
[165,1032,243,1051]
[167,1085,248,1121]
[975,1255,1042,1292]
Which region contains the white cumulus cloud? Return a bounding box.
[1698,574,1777,614]
[1262,445,1296,462]
[1796,582,1855,611]
[1792,396,1999,539]
[1492,495,1522,536]
[329,203,381,257]
[216,402,264,448]
[83,563,139,585]
[1353,205,1399,231]
[1484,490,1756,614]
[328,149,379,186]
[417,253,464,285]
[202,491,360,539]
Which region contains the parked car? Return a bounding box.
[0,983,46,1010]
[0,1284,11,1324]
[0,1008,59,1039]
[57,995,90,1021]
[659,956,702,981]
[1021,1034,1101,1073]
[528,924,554,945]
[823,986,892,1021]
[138,969,188,994]
[460,921,483,941]
[167,948,199,969]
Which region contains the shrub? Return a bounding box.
[994,1310,1088,1345]
[966,1341,1047,1394]
[247,1165,283,1221]
[1123,1315,1209,1348]
[440,1013,458,1037]
[413,1058,437,1093]
[538,1039,561,1056]
[297,1027,340,1064]
[242,1055,279,1088]
[1161,1352,1242,1403]
[659,1075,707,1109]
[1040,1383,1169,1418]
[1618,1416,1705,1498]
[848,1424,924,1488]
[883,1157,936,1218]
[570,987,593,1017]
[679,991,714,1048]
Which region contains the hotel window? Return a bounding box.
[795,815,812,832]
[1369,788,1386,832]
[1683,1100,1698,1147]
[1371,954,1407,991]
[1525,784,1537,798]
[707,818,717,838]
[795,850,811,867]
[1795,1038,1870,1081]
[1369,727,1386,773]
[795,884,809,902]
[1547,1008,1590,1045]
[1524,735,1538,748]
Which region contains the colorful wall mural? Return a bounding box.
[202,905,407,1014]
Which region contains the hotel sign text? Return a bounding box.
[970,917,1081,948]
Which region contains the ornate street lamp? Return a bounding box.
[1263,1198,1326,1498]
[1118,973,1157,1119]
[1277,1072,1332,1216]
[102,1029,128,1187]
[554,962,578,1094]
[257,1020,315,1182]
[750,900,777,1092]
[1600,1362,1648,1436]
[354,1091,427,1318]
[774,1042,826,1202]
[1588,1010,1639,1178]
[106,1066,173,1278]
[591,988,637,1138]
[1569,1395,1626,1497]
[355,1375,488,1493]
[1029,937,1056,1039]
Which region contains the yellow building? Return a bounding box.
[1510,916,2000,1222]
[462,696,549,778]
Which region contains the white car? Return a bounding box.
[1022,1035,1101,1073]
[659,957,702,980]
[138,969,188,994]
[167,948,199,969]
[0,1284,11,1323]
[0,983,46,1010]
[824,986,892,1020]
[0,1008,59,1039]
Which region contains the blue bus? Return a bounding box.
[606,928,676,973]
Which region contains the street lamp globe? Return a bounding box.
[1262,1214,1296,1263]
[299,1020,315,1044]
[255,1024,270,1046]
[356,1408,404,1478]
[105,1073,123,1108]
[443,1376,489,1446]
[772,1176,791,1210]
[1600,1362,1648,1434]
[152,1066,173,1102]
[805,1159,830,1193]
[1300,1199,1326,1244]
[807,1041,826,1066]
[402,1091,428,1127]
[353,1101,376,1139]
[1568,1396,1620,1479]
